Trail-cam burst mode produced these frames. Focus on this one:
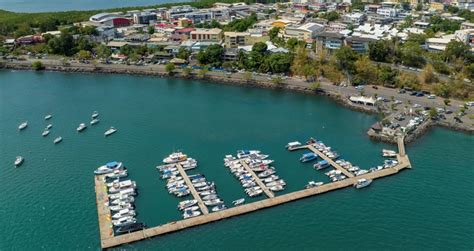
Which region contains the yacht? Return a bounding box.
[112,216,136,227]
[257,168,275,178]
[53,137,62,144]
[202,194,219,200]
[300,152,318,162]
[269,185,285,192]
[199,190,215,196]
[94,161,124,175]
[92,111,99,119]
[305,181,324,189]
[105,170,128,179]
[163,152,187,164]
[90,118,100,125]
[204,199,223,206]
[14,156,24,167]
[116,223,146,234]
[232,198,245,206]
[42,130,50,137]
[354,178,372,189]
[313,160,330,170]
[178,200,197,210]
[236,150,260,159]
[109,203,134,212]
[77,123,87,132]
[112,209,136,219]
[382,149,397,157]
[212,204,227,212]
[44,114,52,120]
[46,124,53,129]
[18,121,28,130]
[183,210,201,219]
[104,127,117,136]
[285,141,302,150]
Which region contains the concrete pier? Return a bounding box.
[94,175,114,248]
[96,138,411,249]
[239,159,275,198]
[306,145,355,178]
[175,163,209,215]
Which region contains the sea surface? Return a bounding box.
[0,0,180,12]
[0,70,473,250]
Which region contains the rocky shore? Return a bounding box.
[1,60,472,145]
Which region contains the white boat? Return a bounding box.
[92,111,99,119]
[18,121,28,130]
[163,152,187,164]
[53,137,62,144]
[109,203,134,212]
[14,156,24,167]
[269,185,285,192]
[305,181,324,189]
[42,130,50,137]
[354,178,372,189]
[178,200,198,210]
[202,194,219,200]
[112,216,136,227]
[90,118,100,125]
[112,209,136,219]
[46,124,53,129]
[44,114,52,120]
[212,204,227,212]
[105,170,128,179]
[204,199,223,206]
[285,141,302,150]
[382,149,397,157]
[110,196,134,205]
[77,123,87,132]
[104,127,117,136]
[232,198,245,206]
[183,210,201,219]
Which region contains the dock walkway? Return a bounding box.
[306,145,355,178]
[94,175,114,248]
[240,159,275,198]
[96,138,411,249]
[175,163,209,215]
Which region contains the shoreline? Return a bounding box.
[1,60,472,144]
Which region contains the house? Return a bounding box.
[224,32,249,48]
[172,27,195,41]
[316,32,346,50]
[376,7,398,17]
[345,36,377,53]
[426,35,456,51]
[429,2,445,11]
[184,11,213,24]
[284,23,324,42]
[342,12,366,25]
[166,5,197,20]
[190,28,223,42]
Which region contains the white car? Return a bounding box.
[394,100,402,104]
[413,104,422,108]
[427,95,436,99]
[466,101,474,107]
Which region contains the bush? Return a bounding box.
[32,61,45,70]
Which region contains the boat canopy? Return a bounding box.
[107,161,119,168]
[318,160,328,165]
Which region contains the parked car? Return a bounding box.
[427,94,436,99]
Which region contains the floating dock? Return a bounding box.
[175,163,209,215]
[239,159,275,198]
[95,138,411,249]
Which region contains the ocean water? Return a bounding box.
[0,0,180,13]
[0,70,473,250]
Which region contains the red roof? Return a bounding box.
[175,27,195,33]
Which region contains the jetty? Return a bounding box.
[239,159,275,198]
[95,137,411,249]
[175,163,209,215]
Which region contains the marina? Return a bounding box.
[95,138,411,249]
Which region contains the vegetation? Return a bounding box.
[165,62,175,75]
[31,60,44,70]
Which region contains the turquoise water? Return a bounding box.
[0,0,180,12]
[0,70,473,250]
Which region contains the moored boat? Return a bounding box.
[116,223,146,234]
[18,121,28,130]
[163,152,187,164]
[232,198,245,206]
[285,141,302,150]
[77,123,87,132]
[90,118,100,125]
[92,111,99,119]
[14,156,24,167]
[212,204,227,212]
[354,178,372,189]
[300,152,318,163]
[313,160,330,170]
[42,130,50,137]
[44,114,52,120]
[53,136,62,144]
[104,127,117,136]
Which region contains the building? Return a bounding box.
[342,12,366,25]
[345,36,377,53]
[426,35,456,51]
[166,5,197,20]
[224,32,249,48]
[377,7,398,17]
[88,13,130,27]
[133,12,157,24]
[283,23,324,42]
[455,29,474,46]
[316,32,345,50]
[172,27,195,41]
[184,11,213,24]
[461,22,474,30]
[429,2,445,11]
[190,28,223,42]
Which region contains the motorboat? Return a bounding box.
[104,127,117,136]
[314,160,330,170]
[212,204,227,212]
[94,161,124,175]
[266,180,286,187]
[269,185,284,192]
[18,121,28,130]
[257,168,275,178]
[90,118,100,125]
[77,123,87,132]
[285,141,302,150]
[53,136,62,144]
[112,216,136,227]
[183,210,201,219]
[116,223,146,234]
[305,181,324,189]
[109,203,134,212]
[354,178,372,189]
[46,124,53,129]
[109,188,135,199]
[178,200,198,210]
[355,170,368,176]
[181,158,197,170]
[300,152,318,163]
[163,152,187,164]
[199,190,216,196]
[14,156,24,167]
[42,130,50,137]
[263,175,279,183]
[203,199,223,206]
[92,111,99,119]
[382,149,397,157]
[202,194,219,200]
[44,114,52,120]
[236,150,260,159]
[110,196,135,205]
[112,209,136,219]
[105,170,128,179]
[232,198,245,206]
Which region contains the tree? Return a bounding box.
[182,67,193,77]
[265,53,293,74]
[77,50,92,60]
[378,65,398,86]
[197,44,224,67]
[32,61,44,70]
[271,76,284,86]
[246,42,268,71]
[243,71,253,83]
[368,40,393,62]
[177,47,191,60]
[320,11,340,22]
[310,82,321,90]
[286,38,305,51]
[76,36,94,51]
[47,32,75,56]
[198,68,208,78]
[353,55,378,85]
[334,46,358,74]
[268,27,280,41]
[96,44,112,59]
[419,64,438,85]
[444,40,470,62]
[165,63,175,75]
[148,26,155,34]
[399,41,425,68]
[444,98,451,106]
[429,107,438,119]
